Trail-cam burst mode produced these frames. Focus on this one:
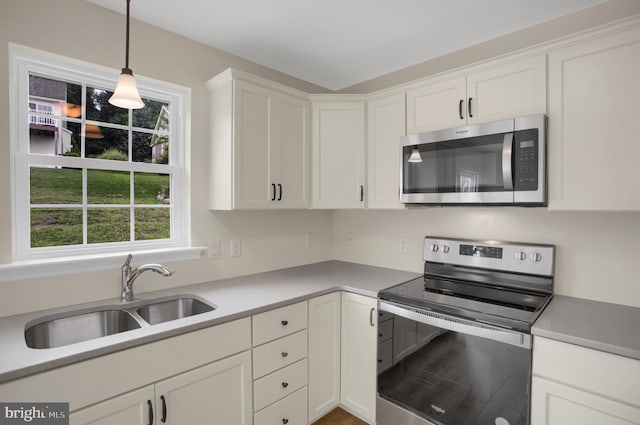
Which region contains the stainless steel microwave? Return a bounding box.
[400,114,546,206]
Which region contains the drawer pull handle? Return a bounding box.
[281,320,288,326]
[160,395,167,423]
[378,359,382,363]
[282,419,289,425]
[281,351,288,358]
[147,400,153,425]
[282,381,289,388]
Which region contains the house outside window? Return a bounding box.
[9,45,190,262]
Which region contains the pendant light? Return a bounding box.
[109,0,144,109]
[408,147,423,163]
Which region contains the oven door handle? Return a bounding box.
[378,300,531,349]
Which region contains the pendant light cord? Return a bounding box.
[125,0,131,70]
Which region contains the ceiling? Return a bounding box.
[87,0,605,91]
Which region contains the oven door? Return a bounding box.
[377,301,532,425]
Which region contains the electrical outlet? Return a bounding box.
[230,239,241,257]
[400,238,408,254]
[304,233,312,249]
[208,239,221,258]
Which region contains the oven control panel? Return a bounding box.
[424,237,555,276]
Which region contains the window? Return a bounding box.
[10,45,190,262]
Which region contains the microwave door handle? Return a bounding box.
[502,133,514,190]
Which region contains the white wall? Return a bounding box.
[333,209,640,308]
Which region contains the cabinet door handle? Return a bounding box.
[360,185,364,202]
[278,183,283,201]
[160,395,167,423]
[271,183,276,201]
[378,359,383,363]
[468,97,473,118]
[281,320,288,326]
[369,307,375,327]
[282,419,289,425]
[282,381,289,388]
[281,351,289,358]
[459,99,464,120]
[147,400,154,425]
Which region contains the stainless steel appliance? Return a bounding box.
[377,236,555,425]
[400,115,546,205]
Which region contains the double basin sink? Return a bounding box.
[25,296,216,349]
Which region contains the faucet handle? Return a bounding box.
[122,253,133,271]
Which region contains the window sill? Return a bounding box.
[0,247,206,283]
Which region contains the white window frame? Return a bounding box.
[8,44,197,270]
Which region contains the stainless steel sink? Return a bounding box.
[136,297,215,325]
[25,309,142,349]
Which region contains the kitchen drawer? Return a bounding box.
[378,310,393,322]
[253,301,308,346]
[377,318,393,343]
[255,386,308,425]
[254,330,308,379]
[377,339,392,373]
[254,359,308,411]
[533,336,640,407]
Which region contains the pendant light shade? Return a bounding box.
[109,0,144,109]
[408,147,423,163]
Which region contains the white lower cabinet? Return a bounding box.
[308,292,341,422]
[70,351,252,425]
[531,336,640,425]
[252,302,309,425]
[340,292,377,424]
[255,387,308,425]
[70,386,155,425]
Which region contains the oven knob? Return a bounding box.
[530,252,542,262]
[514,251,526,261]
[430,243,439,252]
[442,245,450,253]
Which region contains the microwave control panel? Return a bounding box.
[513,128,538,191]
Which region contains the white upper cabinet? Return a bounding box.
[406,76,467,133]
[312,99,366,209]
[547,25,640,210]
[207,69,310,210]
[407,55,546,134]
[366,93,406,210]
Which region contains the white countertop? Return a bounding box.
[0,261,420,384]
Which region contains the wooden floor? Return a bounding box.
[312,408,368,425]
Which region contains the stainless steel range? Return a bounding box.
[377,236,555,425]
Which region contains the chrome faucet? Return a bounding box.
[121,254,174,302]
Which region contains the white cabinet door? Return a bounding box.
[312,101,366,209]
[273,93,310,208]
[70,386,155,425]
[367,93,406,209]
[155,351,252,425]
[406,55,546,134]
[340,292,377,424]
[308,292,341,422]
[208,70,310,210]
[548,27,640,210]
[233,80,274,209]
[531,376,640,425]
[466,55,546,124]
[406,76,466,134]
